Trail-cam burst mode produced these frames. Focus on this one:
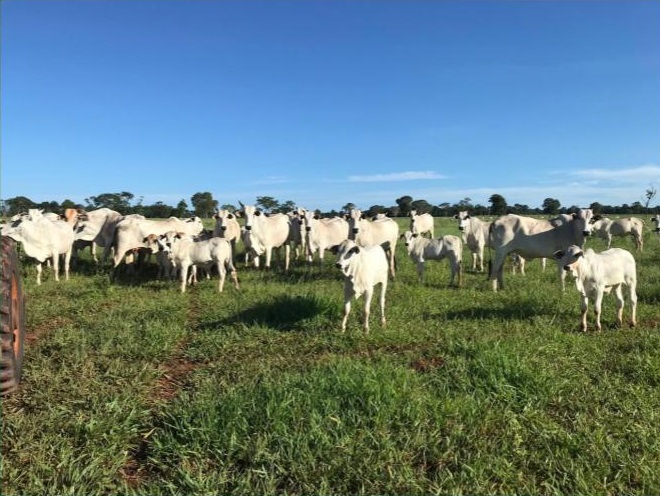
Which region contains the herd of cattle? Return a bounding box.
[2,206,659,332]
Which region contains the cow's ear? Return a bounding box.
[227,213,234,219]
[571,213,578,219]
[465,214,470,219]
[592,215,601,222]
[329,245,339,254]
[142,236,150,243]
[254,210,262,216]
[575,251,584,259]
[344,214,349,220]
[553,250,564,259]
[349,246,360,255]
[399,233,405,239]
[412,233,419,238]
[360,213,367,220]
[313,214,320,220]
[453,214,458,219]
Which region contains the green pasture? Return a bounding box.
[2,216,659,495]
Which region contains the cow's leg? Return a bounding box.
[519,257,526,276]
[362,288,373,334]
[471,252,477,272]
[613,284,624,328]
[180,263,190,293]
[558,264,567,292]
[341,290,352,333]
[265,247,273,270]
[284,245,291,272]
[63,249,72,281]
[593,290,604,332]
[629,282,638,327]
[216,261,226,292]
[580,293,589,332]
[36,263,43,286]
[91,242,99,263]
[52,254,60,281]
[490,252,506,291]
[388,249,396,280]
[477,247,484,272]
[227,260,240,290]
[379,280,387,328]
[416,262,425,283]
[606,234,612,249]
[541,257,547,272]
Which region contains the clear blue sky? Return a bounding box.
[2,0,659,211]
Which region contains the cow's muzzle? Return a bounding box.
[221,226,227,231]
[563,265,571,271]
[335,262,342,269]
[352,228,359,234]
[458,226,465,231]
[305,227,311,232]
[583,231,591,236]
[245,225,252,231]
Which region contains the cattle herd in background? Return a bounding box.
[2,206,659,333]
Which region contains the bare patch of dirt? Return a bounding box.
[411,355,445,373]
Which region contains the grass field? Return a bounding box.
[2,217,660,495]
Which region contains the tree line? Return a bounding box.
[1,188,657,219]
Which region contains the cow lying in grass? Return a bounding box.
[332,239,388,334]
[554,245,637,332]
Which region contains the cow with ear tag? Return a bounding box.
[554,245,637,333]
[331,239,388,334]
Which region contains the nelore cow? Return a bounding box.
[72,208,123,263]
[489,209,594,291]
[332,239,388,334]
[554,245,637,332]
[346,208,398,279]
[653,214,660,236]
[590,216,645,251]
[302,211,349,264]
[401,231,462,287]
[213,209,241,256]
[453,211,492,272]
[2,209,75,285]
[239,203,292,270]
[155,232,239,293]
[112,216,204,271]
[409,210,434,238]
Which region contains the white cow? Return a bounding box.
[453,211,492,272]
[554,245,637,332]
[489,209,594,291]
[72,208,123,263]
[112,216,204,270]
[154,232,239,293]
[652,214,660,236]
[590,216,645,251]
[401,231,462,286]
[346,208,398,279]
[302,212,349,263]
[2,209,75,285]
[143,232,178,280]
[409,210,434,238]
[239,203,291,270]
[332,239,388,334]
[213,209,241,255]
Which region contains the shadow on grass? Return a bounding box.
[198,294,327,333]
[439,298,551,322]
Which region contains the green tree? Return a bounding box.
[644,185,657,215]
[175,200,189,217]
[489,194,508,216]
[256,196,279,213]
[542,198,561,215]
[411,199,433,214]
[85,192,134,213]
[190,192,218,218]
[4,196,36,215]
[341,202,356,213]
[276,200,297,214]
[589,201,604,215]
[396,195,413,217]
[220,204,237,213]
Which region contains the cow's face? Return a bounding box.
[455,211,470,232]
[652,215,660,232]
[346,209,364,239]
[333,240,360,276]
[572,209,594,237]
[401,231,417,249]
[241,205,259,231]
[553,245,584,276]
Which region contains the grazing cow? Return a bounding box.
[409,210,434,238]
[401,231,462,286]
[302,212,349,263]
[156,233,239,293]
[72,208,123,263]
[346,208,398,279]
[2,210,75,285]
[453,211,492,272]
[332,239,388,334]
[489,209,594,291]
[213,209,241,254]
[554,245,637,332]
[590,216,645,251]
[239,203,291,270]
[652,214,660,236]
[112,216,204,270]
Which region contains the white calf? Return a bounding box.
[401,231,462,286]
[162,234,239,293]
[332,239,388,334]
[554,245,637,332]
[453,211,491,272]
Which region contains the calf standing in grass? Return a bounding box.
[554,245,637,332]
[401,231,462,287]
[332,239,388,334]
[161,233,240,293]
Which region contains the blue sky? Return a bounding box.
[2,0,659,211]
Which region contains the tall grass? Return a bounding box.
[2,217,659,495]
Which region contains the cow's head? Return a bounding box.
[333,240,361,276]
[553,245,584,276]
[401,230,418,249]
[652,214,660,232]
[571,208,594,238]
[455,211,470,232]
